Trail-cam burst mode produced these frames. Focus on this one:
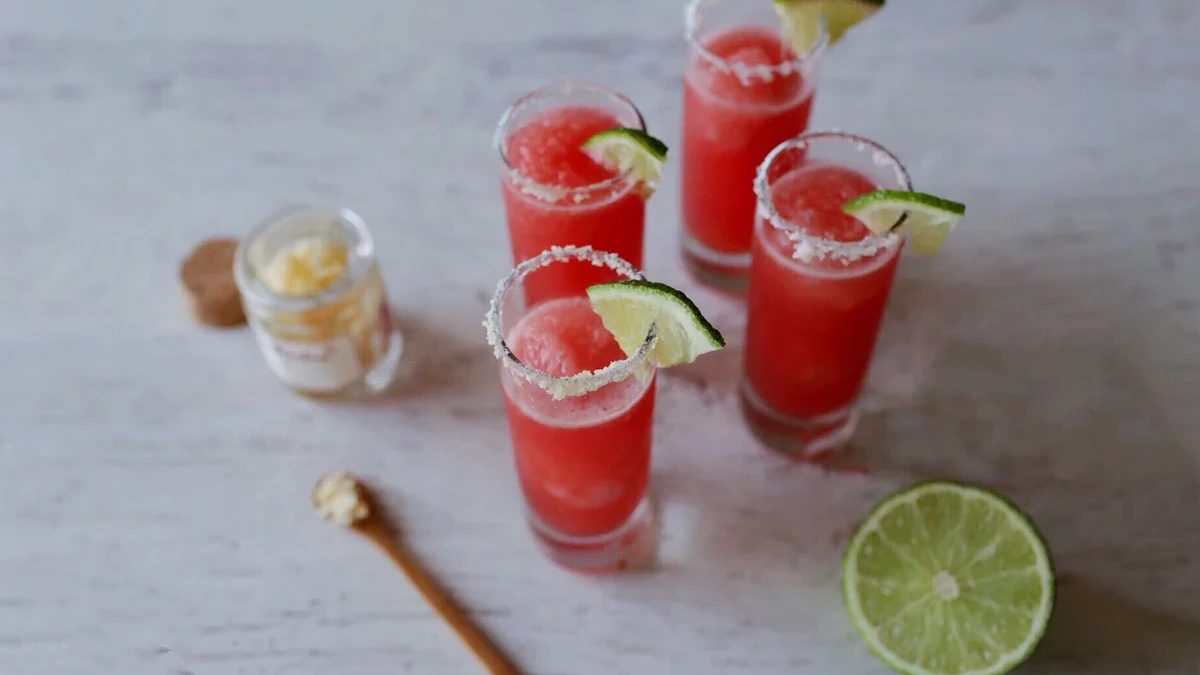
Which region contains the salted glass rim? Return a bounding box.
[684,0,829,78]
[493,81,647,205]
[754,130,913,264]
[483,246,657,400]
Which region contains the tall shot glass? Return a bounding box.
[484,246,657,572]
[680,0,826,291]
[742,131,911,458]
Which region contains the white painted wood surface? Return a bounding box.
[2,0,1198,672]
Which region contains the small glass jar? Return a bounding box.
[234,205,404,397]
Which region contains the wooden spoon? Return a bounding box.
[313,472,521,675]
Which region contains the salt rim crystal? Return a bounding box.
[684,0,828,87]
[483,245,657,400]
[753,130,912,265]
[494,81,645,207]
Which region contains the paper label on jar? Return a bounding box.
[251,325,363,392]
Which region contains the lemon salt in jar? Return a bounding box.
[234,206,403,396]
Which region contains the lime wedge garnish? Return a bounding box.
[774,0,885,52]
[843,190,966,256]
[843,481,1054,675]
[581,127,669,199]
[586,280,724,367]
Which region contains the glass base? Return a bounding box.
[526,497,652,574]
[680,231,750,294]
[740,379,859,460]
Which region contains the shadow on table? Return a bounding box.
[631,195,1200,656]
[838,188,1196,482]
[1033,575,1200,672]
[336,306,498,405]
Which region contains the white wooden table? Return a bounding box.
[3,0,1198,673]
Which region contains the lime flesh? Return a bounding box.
[586,280,723,367]
[843,190,966,256]
[843,481,1054,675]
[581,128,668,199]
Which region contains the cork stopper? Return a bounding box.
[180,237,246,327]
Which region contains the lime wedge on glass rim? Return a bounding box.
[844,190,967,256]
[586,280,724,367]
[843,481,1055,675]
[581,127,669,199]
[774,0,885,52]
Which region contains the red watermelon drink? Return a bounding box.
[504,297,656,545]
[742,131,910,458]
[496,83,666,305]
[680,0,825,291]
[486,246,724,572]
[486,247,657,572]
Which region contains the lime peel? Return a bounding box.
[587,280,724,368]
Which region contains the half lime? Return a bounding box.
[843,481,1054,675]
[587,280,724,367]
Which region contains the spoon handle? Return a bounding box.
[367,532,522,675]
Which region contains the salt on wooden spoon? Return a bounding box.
[312,472,521,675]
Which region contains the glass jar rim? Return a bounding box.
[483,245,657,400]
[233,205,376,313]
